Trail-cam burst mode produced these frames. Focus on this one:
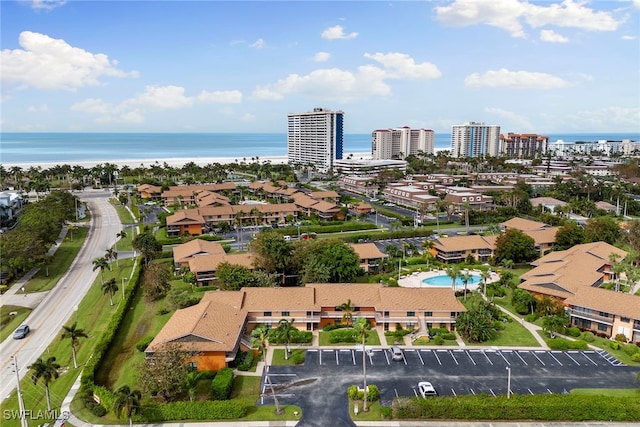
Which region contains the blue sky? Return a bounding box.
[1,0,639,134]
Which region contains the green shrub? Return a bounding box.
[211,367,234,400]
[329,328,358,343]
[290,351,305,365]
[524,313,538,322]
[199,370,217,380]
[323,324,344,332]
[346,384,380,402]
[136,336,155,352]
[91,404,107,417]
[440,333,456,340]
[237,351,254,371]
[548,338,570,351]
[615,333,628,342]
[610,341,621,350]
[413,336,430,345]
[381,406,393,419]
[580,331,595,343]
[631,352,640,362]
[134,400,246,422]
[569,339,588,350]
[433,335,444,345]
[566,327,581,337]
[623,343,640,356]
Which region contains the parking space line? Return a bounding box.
[412,388,418,398]
[336,350,339,365]
[482,350,493,365]
[416,349,425,365]
[532,351,545,366]
[528,388,534,395]
[549,352,563,366]
[498,350,511,365]
[470,388,475,395]
[515,351,528,365]
[465,350,476,365]
[448,350,459,365]
[547,388,553,394]
[581,351,598,366]
[384,350,390,365]
[369,350,376,366]
[489,389,496,397]
[351,349,356,365]
[433,350,442,365]
[451,388,457,396]
[566,351,581,366]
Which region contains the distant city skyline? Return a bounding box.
[1,1,639,134]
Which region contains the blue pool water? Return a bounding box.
[422,274,482,287]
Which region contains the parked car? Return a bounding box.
[391,345,403,361]
[418,381,437,397]
[13,324,30,339]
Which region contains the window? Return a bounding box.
[406,322,415,329]
[282,311,290,317]
[407,311,415,317]
[426,322,433,329]
[264,311,272,317]
[383,311,389,318]
[187,361,197,371]
[306,323,312,331]
[306,311,312,318]
[265,322,272,329]
[384,323,389,331]
[424,311,433,317]
[621,317,630,323]
[598,323,608,332]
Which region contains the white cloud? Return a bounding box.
[464,68,569,89]
[484,107,533,129]
[27,104,49,112]
[363,52,441,79]
[30,0,67,10]
[71,85,243,123]
[1,31,137,91]
[540,29,569,43]
[621,35,637,40]
[240,113,256,122]
[249,87,284,101]
[435,0,623,38]
[250,38,266,49]
[565,106,640,131]
[314,51,331,62]
[321,25,358,40]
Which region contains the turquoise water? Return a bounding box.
[422,274,482,287]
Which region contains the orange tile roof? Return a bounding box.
[166,209,205,226]
[501,217,548,231]
[433,235,495,252]
[188,252,255,273]
[564,287,640,320]
[349,243,388,260]
[173,239,226,263]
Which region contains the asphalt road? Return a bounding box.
[263,348,638,426]
[0,191,122,402]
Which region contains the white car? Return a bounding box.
[418,381,437,397]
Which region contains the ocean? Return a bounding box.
[1,132,639,166]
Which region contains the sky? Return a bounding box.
[1,0,639,134]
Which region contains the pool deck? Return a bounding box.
[398,269,500,290]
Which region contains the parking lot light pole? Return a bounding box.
[506,367,511,399]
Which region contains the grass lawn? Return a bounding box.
[25,225,89,293]
[348,400,384,421]
[318,329,381,346]
[0,305,32,342]
[0,259,137,427]
[271,348,306,366]
[571,388,640,397]
[113,202,136,224]
[231,375,302,421]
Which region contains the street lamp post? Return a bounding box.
[506,367,511,399]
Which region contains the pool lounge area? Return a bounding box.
[398,269,499,289]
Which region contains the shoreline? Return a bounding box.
[0,152,375,169]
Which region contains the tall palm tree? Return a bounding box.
[185,371,203,403]
[480,269,492,298]
[41,254,53,277]
[501,259,514,270]
[276,318,295,360]
[250,325,283,414]
[354,317,371,412]
[338,299,355,326]
[114,385,142,427]
[92,256,109,284]
[460,271,472,301]
[29,357,60,411]
[445,265,460,291]
[102,277,119,306]
[61,322,88,369]
[105,248,118,269]
[116,230,127,251]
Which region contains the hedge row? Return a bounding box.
[347,384,380,402]
[393,394,640,421]
[134,400,246,422]
[329,328,358,343]
[81,261,143,391]
[277,221,378,236]
[267,329,313,344]
[211,367,234,401]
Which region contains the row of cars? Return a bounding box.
[390,346,437,398]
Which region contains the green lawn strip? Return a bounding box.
[271,348,306,366]
[385,335,404,345]
[0,305,32,342]
[348,400,383,421]
[318,329,381,346]
[571,388,640,397]
[113,203,136,224]
[0,260,136,427]
[574,335,640,366]
[231,375,301,421]
[25,226,89,293]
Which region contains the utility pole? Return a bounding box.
[12,355,29,427]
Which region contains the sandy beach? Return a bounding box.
[1,152,373,170]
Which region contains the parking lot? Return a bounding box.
[262,347,637,421]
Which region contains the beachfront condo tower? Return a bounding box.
[371,127,435,160]
[499,133,549,158]
[287,108,344,173]
[451,121,500,158]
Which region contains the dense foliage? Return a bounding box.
[493,229,537,264]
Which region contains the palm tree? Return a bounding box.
[185,371,203,403]
[116,230,127,251]
[41,254,53,277]
[480,269,492,298]
[92,256,108,284]
[61,322,88,369]
[251,325,283,415]
[29,357,60,411]
[114,385,142,427]
[102,277,118,306]
[276,318,295,360]
[338,299,355,326]
[445,264,460,291]
[501,259,514,270]
[460,271,472,301]
[354,317,371,412]
[105,247,118,269]
[542,315,568,339]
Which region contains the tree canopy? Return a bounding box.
[584,216,621,245]
[554,220,586,251]
[494,228,537,264]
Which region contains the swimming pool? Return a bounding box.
[421,274,482,287]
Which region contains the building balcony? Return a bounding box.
[568,308,613,325]
[248,315,321,323]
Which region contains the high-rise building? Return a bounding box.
[499,133,549,158]
[287,108,344,173]
[451,121,500,158]
[372,127,435,160]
